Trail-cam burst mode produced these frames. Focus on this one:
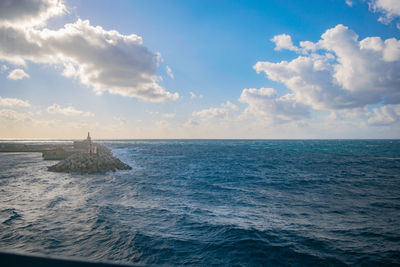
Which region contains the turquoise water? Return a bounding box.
[0,140,399,265]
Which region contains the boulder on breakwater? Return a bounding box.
[47,144,131,174]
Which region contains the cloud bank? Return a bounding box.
[255,25,400,111]
[238,24,400,126]
[187,24,400,130]
[0,0,178,102]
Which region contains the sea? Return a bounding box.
[0,140,399,266]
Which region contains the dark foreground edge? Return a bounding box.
[0,251,146,267]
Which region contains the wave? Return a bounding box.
[0,209,22,225]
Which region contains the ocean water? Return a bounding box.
[0,140,399,266]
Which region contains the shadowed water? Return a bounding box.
[0,140,399,266]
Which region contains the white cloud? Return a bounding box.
[7,69,30,80]
[272,34,319,54]
[184,118,200,127]
[382,38,400,61]
[299,41,318,53]
[242,24,400,129]
[271,34,299,52]
[222,100,238,111]
[61,62,78,78]
[192,101,238,120]
[1,64,8,72]
[0,0,66,28]
[0,1,178,102]
[148,111,175,118]
[47,104,94,117]
[161,113,176,118]
[192,107,231,120]
[190,92,203,99]
[368,104,400,125]
[346,0,353,7]
[254,25,400,111]
[0,109,31,121]
[239,88,310,124]
[166,65,174,79]
[0,96,30,107]
[369,0,400,24]
[326,107,368,122]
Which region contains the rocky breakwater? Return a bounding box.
[48,144,131,174]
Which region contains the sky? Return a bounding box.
[0,0,400,139]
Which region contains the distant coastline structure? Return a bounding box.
[0,133,131,174]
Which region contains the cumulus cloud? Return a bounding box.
[0,96,30,107]
[255,25,400,111]
[239,88,310,124]
[166,65,174,79]
[47,104,93,117]
[243,24,400,127]
[7,69,30,80]
[0,0,178,102]
[271,34,299,52]
[272,34,319,54]
[369,0,400,24]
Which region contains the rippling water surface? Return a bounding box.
[0,140,400,266]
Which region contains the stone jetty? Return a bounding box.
[47,144,131,174]
[47,133,131,174]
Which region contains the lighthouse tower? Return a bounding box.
[86,132,96,154]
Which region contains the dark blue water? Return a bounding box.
[0,140,400,266]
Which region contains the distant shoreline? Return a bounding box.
[0,143,72,153]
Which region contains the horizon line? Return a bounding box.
[0,138,399,141]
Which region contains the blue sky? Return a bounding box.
[0,0,399,138]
